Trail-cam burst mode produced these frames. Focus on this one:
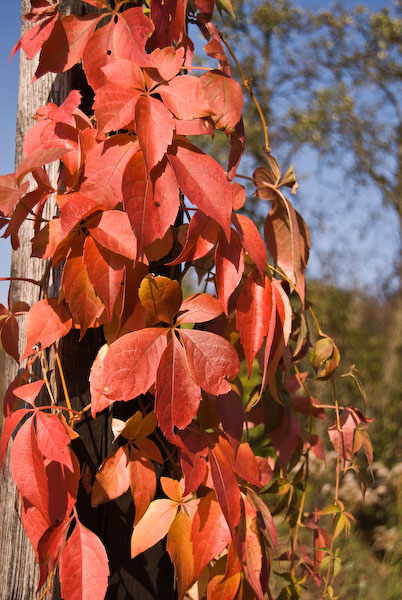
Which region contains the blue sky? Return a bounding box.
[0,0,397,304]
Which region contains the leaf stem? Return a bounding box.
[37,570,54,600]
[323,379,342,596]
[40,350,56,406]
[55,347,74,425]
[219,32,270,153]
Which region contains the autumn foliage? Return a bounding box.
[0,1,373,599]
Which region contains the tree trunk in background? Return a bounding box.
[0,2,175,598]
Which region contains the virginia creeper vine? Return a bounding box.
[0,1,373,599]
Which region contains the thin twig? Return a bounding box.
[55,347,74,425]
[40,350,56,406]
[220,32,270,153]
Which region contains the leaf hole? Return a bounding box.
[155,202,161,207]
[107,50,112,56]
[114,15,118,24]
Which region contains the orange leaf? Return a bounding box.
[101,328,168,401]
[155,336,202,440]
[191,492,231,581]
[161,477,183,502]
[180,329,239,396]
[167,509,194,600]
[236,496,264,600]
[131,499,178,558]
[59,519,109,600]
[139,274,182,324]
[129,447,157,525]
[91,446,130,507]
[22,298,72,359]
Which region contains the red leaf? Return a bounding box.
[135,95,174,174]
[270,407,302,468]
[179,427,209,495]
[177,293,223,325]
[118,262,149,334]
[46,457,79,523]
[81,135,138,210]
[80,0,108,7]
[236,271,273,375]
[215,229,244,314]
[191,492,231,581]
[21,502,51,559]
[89,344,116,418]
[180,329,239,395]
[62,247,104,339]
[47,89,83,126]
[101,328,168,401]
[168,140,232,239]
[11,13,58,62]
[102,57,146,90]
[59,193,100,237]
[158,75,211,120]
[35,412,74,470]
[236,496,264,600]
[129,447,157,525]
[0,174,29,216]
[174,117,214,137]
[16,146,71,184]
[155,336,202,441]
[83,236,125,323]
[166,509,194,600]
[94,84,140,136]
[215,391,244,451]
[260,183,310,303]
[13,380,45,407]
[232,213,266,279]
[82,22,116,91]
[180,450,207,496]
[328,408,359,463]
[149,0,186,48]
[151,46,184,81]
[113,7,155,66]
[10,418,49,521]
[131,499,178,558]
[291,396,326,420]
[208,435,240,539]
[268,280,292,384]
[123,152,179,258]
[168,211,219,266]
[22,299,72,360]
[91,445,130,507]
[1,315,19,361]
[59,519,109,600]
[34,14,103,80]
[200,70,243,133]
[88,210,137,260]
[233,442,261,487]
[37,518,71,591]
[37,518,71,592]
[0,409,32,470]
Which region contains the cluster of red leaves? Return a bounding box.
[0,1,374,599]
